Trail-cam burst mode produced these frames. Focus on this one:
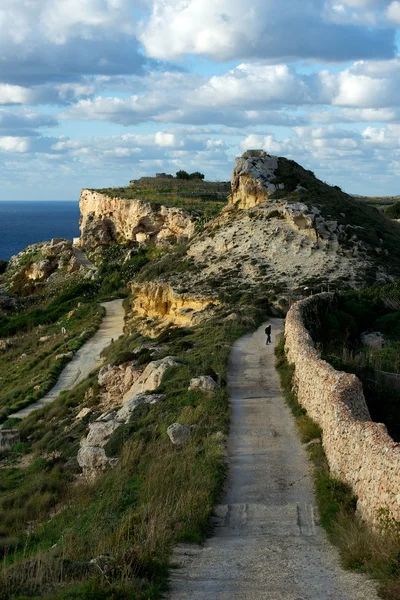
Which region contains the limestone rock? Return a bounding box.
[0,338,13,353]
[78,393,163,478]
[123,356,179,399]
[79,190,198,250]
[116,392,163,423]
[76,407,91,420]
[26,259,56,281]
[130,282,219,329]
[167,423,193,445]
[361,331,385,349]
[230,150,279,209]
[55,352,73,360]
[188,376,219,393]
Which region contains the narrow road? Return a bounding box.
[169,319,379,600]
[9,299,125,420]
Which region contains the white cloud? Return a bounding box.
[0,137,30,153]
[140,0,395,61]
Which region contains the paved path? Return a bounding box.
[9,299,125,420]
[169,318,379,600]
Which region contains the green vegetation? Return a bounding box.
[91,182,228,221]
[275,336,400,599]
[0,296,104,419]
[0,259,7,274]
[176,170,204,180]
[0,299,266,598]
[386,201,400,219]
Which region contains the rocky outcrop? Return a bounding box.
[79,190,198,250]
[130,282,219,331]
[285,293,400,526]
[97,355,177,410]
[4,238,93,291]
[78,393,163,479]
[229,150,281,209]
[177,151,398,296]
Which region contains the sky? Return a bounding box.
[2,0,400,199]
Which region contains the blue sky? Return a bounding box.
[2,0,400,199]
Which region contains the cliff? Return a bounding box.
[79,190,198,250]
[130,282,219,332]
[158,150,400,298]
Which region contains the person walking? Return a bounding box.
[265,324,272,345]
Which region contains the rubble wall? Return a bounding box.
[285,293,400,525]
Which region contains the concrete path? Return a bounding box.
[169,318,379,600]
[9,299,125,420]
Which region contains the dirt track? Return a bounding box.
[9,299,125,420]
[169,319,379,600]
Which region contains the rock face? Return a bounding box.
[188,376,219,393]
[4,238,92,291]
[79,190,198,250]
[170,151,400,296]
[229,150,280,209]
[130,282,219,331]
[78,393,163,479]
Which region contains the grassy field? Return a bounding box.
[0,299,266,599]
[0,280,107,420]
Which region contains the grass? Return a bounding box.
[275,335,400,599]
[0,300,104,420]
[91,184,228,222]
[0,303,266,599]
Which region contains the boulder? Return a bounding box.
[188,376,219,393]
[122,356,178,400]
[78,393,163,478]
[167,423,193,445]
[361,331,385,350]
[117,392,163,423]
[0,338,13,353]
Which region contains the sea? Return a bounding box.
[0,201,80,261]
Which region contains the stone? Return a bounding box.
[224,312,238,322]
[117,392,163,423]
[0,338,13,353]
[55,352,73,360]
[39,336,51,343]
[230,150,279,209]
[76,407,91,420]
[79,190,198,250]
[188,376,219,393]
[122,356,179,400]
[167,423,193,445]
[361,331,385,350]
[78,393,163,478]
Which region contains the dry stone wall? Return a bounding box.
[285,293,400,526]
